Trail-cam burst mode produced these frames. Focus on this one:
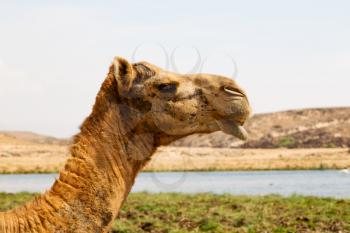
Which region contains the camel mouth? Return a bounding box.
[216,119,248,140]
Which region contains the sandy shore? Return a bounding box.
[147,147,350,171]
[0,144,67,173]
[0,143,349,173]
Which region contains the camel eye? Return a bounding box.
[156,83,177,93]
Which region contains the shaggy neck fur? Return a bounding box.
[0,70,163,233]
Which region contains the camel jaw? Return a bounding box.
[216,119,248,141]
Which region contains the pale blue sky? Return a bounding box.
[0,0,349,137]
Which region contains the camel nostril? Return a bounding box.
[223,87,245,97]
[223,87,244,97]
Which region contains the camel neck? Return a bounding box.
[52,74,157,231]
[0,74,157,233]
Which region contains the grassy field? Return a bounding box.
[1,192,349,233]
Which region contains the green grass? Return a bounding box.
[0,192,35,211]
[276,137,296,148]
[1,192,349,232]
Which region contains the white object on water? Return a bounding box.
[340,169,350,174]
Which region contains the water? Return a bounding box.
[0,170,349,198]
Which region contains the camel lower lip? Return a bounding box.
[216,119,248,140]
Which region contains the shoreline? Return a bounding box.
[0,168,346,175]
[0,146,349,174]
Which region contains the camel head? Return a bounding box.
[112,56,251,143]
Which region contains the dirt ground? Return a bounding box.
[0,142,349,173]
[147,147,350,171]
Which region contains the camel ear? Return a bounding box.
[112,56,134,96]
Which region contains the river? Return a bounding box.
[0,170,349,198]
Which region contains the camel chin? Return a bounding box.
[216,119,248,141]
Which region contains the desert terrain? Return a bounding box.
[0,107,349,173]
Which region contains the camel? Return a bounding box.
[0,56,251,233]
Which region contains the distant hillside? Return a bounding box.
[172,107,350,148]
[1,107,349,148]
[0,131,69,146]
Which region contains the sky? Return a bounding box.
[0,0,349,137]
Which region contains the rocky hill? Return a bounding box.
[0,131,69,146]
[172,107,350,148]
[1,107,349,148]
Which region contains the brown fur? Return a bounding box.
[0,57,251,233]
